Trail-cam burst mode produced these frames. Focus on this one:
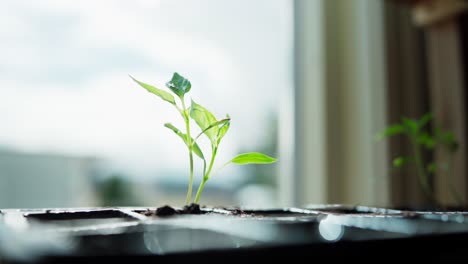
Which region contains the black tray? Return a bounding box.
[1,205,468,262]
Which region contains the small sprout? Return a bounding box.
[132,73,277,205]
[377,112,461,206]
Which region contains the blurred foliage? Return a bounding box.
[97,175,140,206]
[378,112,461,207]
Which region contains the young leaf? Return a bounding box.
[377,124,405,140]
[164,123,204,159]
[164,123,184,138]
[217,117,230,144]
[165,72,191,98]
[184,135,205,160]
[130,75,176,105]
[196,118,230,140]
[190,100,218,144]
[230,152,277,165]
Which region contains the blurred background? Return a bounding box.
[1,0,467,209]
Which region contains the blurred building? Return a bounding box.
[0,150,98,208]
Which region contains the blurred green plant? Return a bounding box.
[98,175,140,206]
[131,72,277,205]
[377,113,460,206]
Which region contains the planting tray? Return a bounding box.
[1,204,468,262]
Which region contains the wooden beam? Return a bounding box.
[413,0,468,26]
[426,20,468,206]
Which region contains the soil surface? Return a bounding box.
[181,203,202,215]
[154,205,178,216]
[144,203,204,217]
[143,204,249,217]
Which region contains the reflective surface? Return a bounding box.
[2,205,468,261]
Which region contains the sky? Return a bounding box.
[0,0,293,183]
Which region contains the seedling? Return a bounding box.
[378,113,460,206]
[131,73,277,205]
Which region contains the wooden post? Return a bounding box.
[413,0,468,205]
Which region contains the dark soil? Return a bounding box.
[180,203,202,214]
[143,204,468,218]
[25,209,130,221]
[145,203,205,217]
[155,205,178,216]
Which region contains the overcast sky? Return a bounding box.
[0,0,292,183]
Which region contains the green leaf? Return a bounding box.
[442,131,456,144]
[426,162,450,174]
[190,100,218,144]
[418,112,433,128]
[164,123,204,159]
[164,123,184,138]
[196,118,230,141]
[435,128,459,153]
[417,132,435,149]
[130,75,176,105]
[402,117,418,136]
[377,124,405,140]
[165,72,191,98]
[217,116,230,144]
[190,141,205,160]
[230,152,277,165]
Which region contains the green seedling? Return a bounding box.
[377,112,460,206]
[131,72,277,205]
